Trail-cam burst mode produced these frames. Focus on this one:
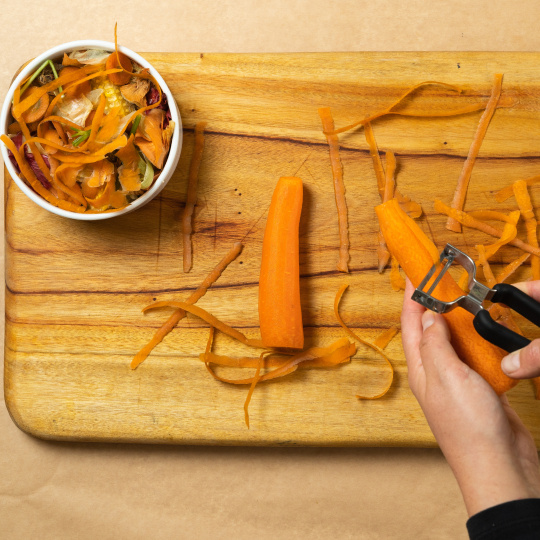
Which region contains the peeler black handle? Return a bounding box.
[473,283,540,353]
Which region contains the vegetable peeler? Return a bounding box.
[412,244,540,353]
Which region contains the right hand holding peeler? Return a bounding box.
[412,244,540,353]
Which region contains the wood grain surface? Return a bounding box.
[5,52,540,446]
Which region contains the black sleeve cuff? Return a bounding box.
[467,498,540,540]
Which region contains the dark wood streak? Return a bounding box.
[5,266,383,296]
[184,127,540,161]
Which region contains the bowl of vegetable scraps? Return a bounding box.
[0,39,182,220]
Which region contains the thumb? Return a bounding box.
[501,339,540,379]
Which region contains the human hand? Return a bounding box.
[500,281,540,379]
[401,278,540,517]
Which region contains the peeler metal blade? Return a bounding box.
[411,244,495,315]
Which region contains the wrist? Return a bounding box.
[447,450,540,517]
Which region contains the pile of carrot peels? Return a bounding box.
[2,25,175,213]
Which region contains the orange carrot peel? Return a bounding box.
[318,107,349,272]
[513,180,540,280]
[334,284,395,399]
[495,174,540,203]
[434,200,540,258]
[373,327,399,350]
[446,74,503,232]
[202,327,355,427]
[325,81,468,136]
[390,256,406,291]
[131,242,243,369]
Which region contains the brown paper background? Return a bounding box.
[1,1,539,538]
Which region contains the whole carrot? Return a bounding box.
[259,177,304,349]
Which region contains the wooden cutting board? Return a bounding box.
[5,52,540,446]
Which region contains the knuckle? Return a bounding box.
[419,329,438,351]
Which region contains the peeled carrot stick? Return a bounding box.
[495,174,540,203]
[318,107,349,272]
[435,200,540,258]
[131,242,242,369]
[377,198,516,394]
[182,122,207,273]
[259,176,304,349]
[513,180,540,280]
[446,74,503,232]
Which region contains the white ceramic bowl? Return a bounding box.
[0,40,182,221]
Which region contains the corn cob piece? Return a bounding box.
[91,76,133,116]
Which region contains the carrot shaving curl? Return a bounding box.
[182,122,207,273]
[496,252,530,283]
[131,242,243,369]
[318,107,350,272]
[1,135,58,206]
[13,82,56,192]
[325,81,463,136]
[512,180,540,280]
[334,284,394,399]
[364,123,421,274]
[204,336,354,384]
[434,200,540,258]
[390,256,406,291]
[143,300,263,348]
[203,330,355,427]
[446,74,503,232]
[373,327,399,350]
[495,174,540,203]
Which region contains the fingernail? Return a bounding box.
[501,351,521,374]
[422,311,435,331]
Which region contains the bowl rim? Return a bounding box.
[0,40,182,221]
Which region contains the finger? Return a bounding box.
[501,339,540,379]
[401,278,425,392]
[507,280,540,302]
[418,311,466,382]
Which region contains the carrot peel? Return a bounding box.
[318,107,349,272]
[334,284,394,399]
[446,74,503,232]
[131,242,242,369]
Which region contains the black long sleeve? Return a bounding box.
[467,498,540,540]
